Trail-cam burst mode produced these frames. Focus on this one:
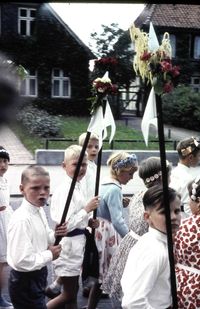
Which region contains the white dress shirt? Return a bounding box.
[50,174,89,231]
[121,227,171,309]
[81,160,97,202]
[50,174,90,277]
[7,199,55,272]
[170,163,193,215]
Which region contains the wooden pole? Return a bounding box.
[155,93,178,308]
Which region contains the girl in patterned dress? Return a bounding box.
[102,157,172,308]
[174,176,200,309]
[0,146,13,308]
[85,152,138,309]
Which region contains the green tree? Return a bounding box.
[90,23,136,88]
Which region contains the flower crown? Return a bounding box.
[180,137,200,157]
[190,176,200,201]
[145,171,162,183]
[113,154,138,170]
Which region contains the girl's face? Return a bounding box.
[117,168,137,185]
[86,139,99,161]
[145,196,181,236]
[0,158,9,177]
[63,156,88,181]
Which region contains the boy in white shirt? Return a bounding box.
[7,165,67,309]
[170,137,200,216]
[121,185,181,309]
[46,145,99,309]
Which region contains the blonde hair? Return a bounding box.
[64,144,88,162]
[78,132,99,146]
[107,151,138,177]
[21,165,49,184]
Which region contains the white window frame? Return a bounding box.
[20,69,38,97]
[193,36,200,59]
[18,7,36,36]
[51,69,71,98]
[190,76,200,93]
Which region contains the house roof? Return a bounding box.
[46,3,96,60]
[134,4,200,30]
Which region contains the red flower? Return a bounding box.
[140,51,152,61]
[161,60,172,72]
[163,82,173,93]
[171,65,180,77]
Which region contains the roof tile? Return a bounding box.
[134,4,200,29]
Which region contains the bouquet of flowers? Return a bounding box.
[129,23,180,95]
[90,72,118,114]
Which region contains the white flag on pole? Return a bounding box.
[87,100,116,149]
[141,87,157,146]
[148,22,159,52]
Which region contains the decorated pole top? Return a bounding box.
[129,22,180,95]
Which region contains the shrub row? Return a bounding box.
[162,85,200,131]
[16,105,61,137]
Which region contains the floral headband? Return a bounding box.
[145,160,170,183]
[145,171,162,183]
[113,154,138,170]
[180,137,200,157]
[190,176,200,201]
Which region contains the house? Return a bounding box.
[0,2,96,116]
[132,4,200,114]
[134,3,200,91]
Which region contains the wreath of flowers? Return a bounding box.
[90,73,118,114]
[129,24,180,95]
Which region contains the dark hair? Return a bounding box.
[139,157,172,188]
[0,146,10,161]
[177,137,200,159]
[143,184,180,211]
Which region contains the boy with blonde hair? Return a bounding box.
[46,145,99,309]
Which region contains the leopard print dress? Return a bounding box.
[174,215,200,309]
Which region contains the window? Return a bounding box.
[18,8,36,36]
[193,36,200,59]
[52,69,71,98]
[190,76,200,93]
[170,34,176,58]
[20,69,37,97]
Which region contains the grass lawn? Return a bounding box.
[11,116,174,154]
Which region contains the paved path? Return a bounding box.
[0,125,35,165]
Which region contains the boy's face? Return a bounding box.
[63,156,88,181]
[188,150,200,167]
[20,175,50,207]
[145,196,181,236]
[0,158,9,176]
[86,139,99,161]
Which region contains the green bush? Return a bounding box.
[16,105,62,137]
[162,85,200,130]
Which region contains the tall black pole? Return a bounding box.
[155,93,178,309]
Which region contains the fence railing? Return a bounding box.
[44,138,179,150]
